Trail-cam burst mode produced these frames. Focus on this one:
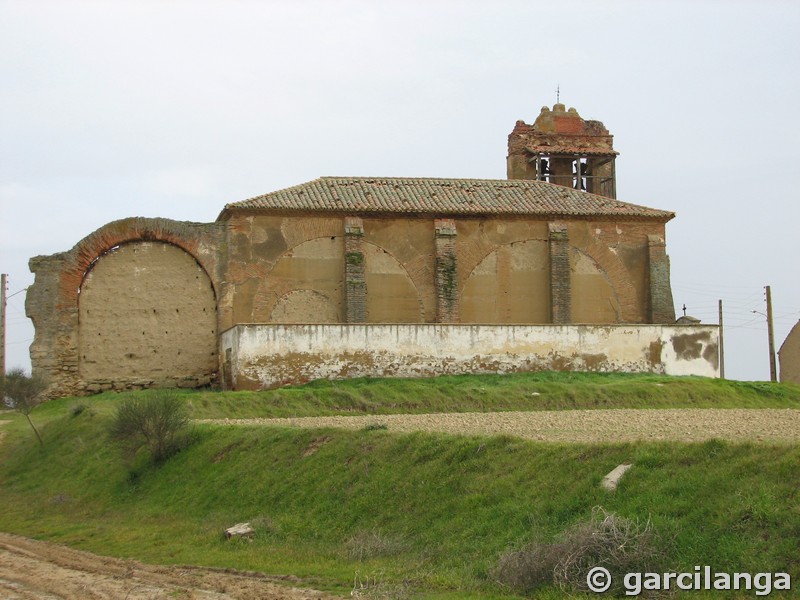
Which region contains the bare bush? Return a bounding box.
[351,571,411,600]
[109,391,191,463]
[495,506,668,596]
[494,538,559,593]
[345,529,406,561]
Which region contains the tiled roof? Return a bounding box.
[524,146,619,156]
[220,177,674,221]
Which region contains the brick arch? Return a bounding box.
[269,289,339,323]
[458,234,549,295]
[25,217,224,396]
[400,253,435,321]
[460,238,550,323]
[254,235,345,322]
[78,240,218,388]
[279,216,342,250]
[62,217,219,309]
[570,235,640,322]
[362,241,423,323]
[569,246,622,323]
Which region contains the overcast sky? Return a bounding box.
[2,0,799,382]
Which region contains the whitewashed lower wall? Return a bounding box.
[220,324,719,390]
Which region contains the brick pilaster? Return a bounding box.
[344,216,366,323]
[647,234,676,324]
[434,218,459,323]
[548,222,571,324]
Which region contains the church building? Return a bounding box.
[27,104,719,395]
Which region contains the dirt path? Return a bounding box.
[0,532,342,600]
[199,408,800,443]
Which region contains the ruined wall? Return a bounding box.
[220,212,668,327]
[79,242,217,390]
[28,209,674,397]
[778,321,800,385]
[26,217,224,396]
[221,323,720,390]
[220,213,344,329]
[221,213,434,328]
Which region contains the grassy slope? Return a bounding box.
[1,373,799,598]
[26,371,800,422]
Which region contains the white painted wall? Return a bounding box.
[220,323,719,389]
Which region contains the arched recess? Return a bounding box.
[261,236,345,322]
[270,289,339,323]
[569,230,641,322]
[363,242,422,323]
[460,239,550,323]
[570,247,621,323]
[78,241,217,386]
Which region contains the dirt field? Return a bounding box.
[200,408,800,443]
[0,532,341,600]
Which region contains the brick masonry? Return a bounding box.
[434,218,458,323]
[28,214,679,397]
[344,216,366,323]
[647,234,676,324]
[549,222,572,324]
[26,217,224,397]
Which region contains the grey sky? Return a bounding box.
[2,0,798,381]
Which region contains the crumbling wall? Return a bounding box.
[28,209,675,398]
[26,217,224,396]
[220,213,344,329]
[79,241,217,391]
[221,323,720,390]
[222,213,668,328]
[778,321,800,385]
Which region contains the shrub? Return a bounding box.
[351,571,411,600]
[345,529,406,561]
[1,367,47,446]
[70,403,93,418]
[109,390,192,463]
[495,506,669,596]
[362,423,388,431]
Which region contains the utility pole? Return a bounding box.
[718,299,725,379]
[766,285,777,382]
[0,273,6,379]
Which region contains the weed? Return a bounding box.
[351,571,411,599]
[70,403,94,418]
[495,506,669,596]
[362,423,388,431]
[345,529,406,561]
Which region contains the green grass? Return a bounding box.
[24,372,800,422]
[0,373,799,598]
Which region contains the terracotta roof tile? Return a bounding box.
[220,177,673,221]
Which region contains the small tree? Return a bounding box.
[0,368,47,446]
[109,391,191,463]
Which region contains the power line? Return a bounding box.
[7,287,29,299]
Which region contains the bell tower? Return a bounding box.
[507,103,618,198]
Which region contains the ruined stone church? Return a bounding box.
[27,104,719,395]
